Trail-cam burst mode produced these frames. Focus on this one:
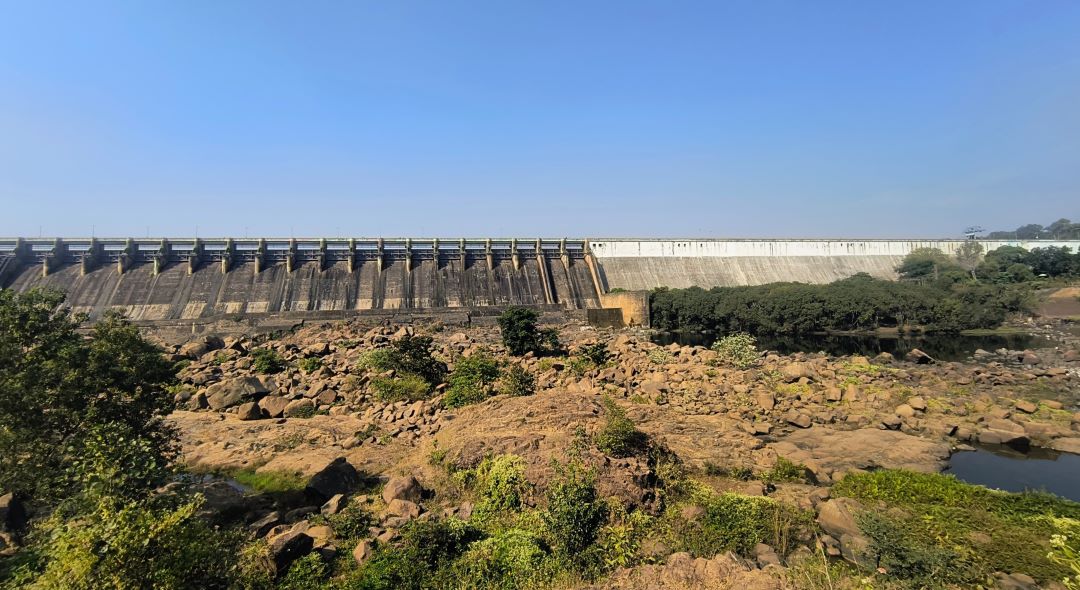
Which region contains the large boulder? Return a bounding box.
[267,530,314,574]
[284,398,315,418]
[979,419,1029,448]
[306,457,360,502]
[205,376,271,410]
[817,498,871,566]
[904,348,935,364]
[236,402,263,421]
[382,475,423,504]
[780,362,816,383]
[0,493,27,533]
[258,395,290,418]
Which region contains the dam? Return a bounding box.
[1,237,1078,323]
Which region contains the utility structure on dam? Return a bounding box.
[2,237,1079,325]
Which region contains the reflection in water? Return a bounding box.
[946,444,1080,502]
[651,331,1049,362]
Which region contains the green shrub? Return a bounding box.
[762,456,807,483]
[444,352,501,408]
[646,348,672,365]
[498,364,536,397]
[320,502,374,541]
[498,307,559,356]
[297,356,322,373]
[667,491,810,557]
[473,455,530,516]
[371,373,432,402]
[711,333,759,369]
[278,552,329,590]
[226,468,308,493]
[357,347,396,372]
[347,518,483,590]
[594,397,647,458]
[1049,525,1080,590]
[251,347,286,374]
[543,461,608,566]
[357,336,447,387]
[597,509,655,570]
[22,494,239,589]
[451,528,551,590]
[577,342,611,366]
[857,511,972,587]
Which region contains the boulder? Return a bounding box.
[784,411,812,429]
[382,475,423,504]
[237,401,263,421]
[895,404,916,418]
[321,494,348,516]
[352,540,374,565]
[907,396,927,411]
[817,498,871,566]
[386,499,421,520]
[1014,400,1038,414]
[0,493,27,533]
[249,511,282,538]
[780,362,815,383]
[306,457,360,502]
[205,376,271,410]
[753,543,782,568]
[755,392,776,411]
[267,530,314,574]
[258,395,290,418]
[904,348,935,364]
[284,398,315,417]
[1050,437,1080,454]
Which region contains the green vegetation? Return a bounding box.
[225,468,309,494]
[497,307,559,356]
[651,272,1032,334]
[646,347,673,364]
[576,342,610,366]
[987,217,1080,240]
[370,373,432,403]
[297,356,323,373]
[444,351,501,408]
[833,469,1080,586]
[664,488,812,557]
[594,397,647,458]
[761,456,808,484]
[710,333,759,369]
[542,460,609,567]
[497,364,536,397]
[252,347,287,374]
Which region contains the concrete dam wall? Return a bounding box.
[3,237,1079,322]
[0,238,602,321]
[589,239,1080,290]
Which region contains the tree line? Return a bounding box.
[650,243,1080,334]
[986,217,1080,240]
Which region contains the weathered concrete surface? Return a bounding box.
[589,239,1080,290]
[3,257,600,320]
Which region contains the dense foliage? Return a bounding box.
[650,273,1032,334]
[497,307,558,356]
[594,397,647,458]
[986,217,1080,240]
[357,335,448,401]
[443,351,501,408]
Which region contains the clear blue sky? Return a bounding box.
[2,1,1078,238]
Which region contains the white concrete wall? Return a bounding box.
[589,239,1080,290]
[589,239,1080,259]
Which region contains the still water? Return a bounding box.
[651,331,1050,362]
[946,444,1080,502]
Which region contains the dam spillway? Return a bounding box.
[2,237,1078,322]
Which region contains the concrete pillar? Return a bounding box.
[153,239,170,275]
[318,238,328,272]
[458,238,467,269]
[432,238,440,268]
[188,238,203,275]
[347,239,357,273]
[254,239,266,274]
[80,238,102,276]
[536,238,554,305]
[286,238,297,273]
[221,238,234,274]
[404,238,413,273]
[485,238,494,272]
[583,240,604,299]
[376,238,385,273]
[43,238,65,277]
[559,238,570,271]
[117,238,138,275]
[511,238,520,271]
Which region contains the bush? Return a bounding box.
[498,364,536,397]
[451,529,551,590]
[761,456,807,484]
[357,336,447,387]
[711,333,759,369]
[646,348,673,365]
[371,373,432,402]
[594,397,647,458]
[498,307,559,356]
[543,461,608,565]
[318,502,374,541]
[251,348,286,374]
[668,491,811,557]
[577,342,611,366]
[297,356,322,373]
[278,552,329,590]
[473,455,530,515]
[444,352,501,408]
[22,494,240,589]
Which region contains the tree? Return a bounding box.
[0,290,176,504]
[954,241,984,280]
[896,248,957,282]
[497,307,558,356]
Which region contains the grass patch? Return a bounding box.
[371,373,432,402]
[833,469,1080,586]
[227,468,308,494]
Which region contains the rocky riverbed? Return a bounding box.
[158,319,1080,589]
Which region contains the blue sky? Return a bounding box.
[2,1,1078,238]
